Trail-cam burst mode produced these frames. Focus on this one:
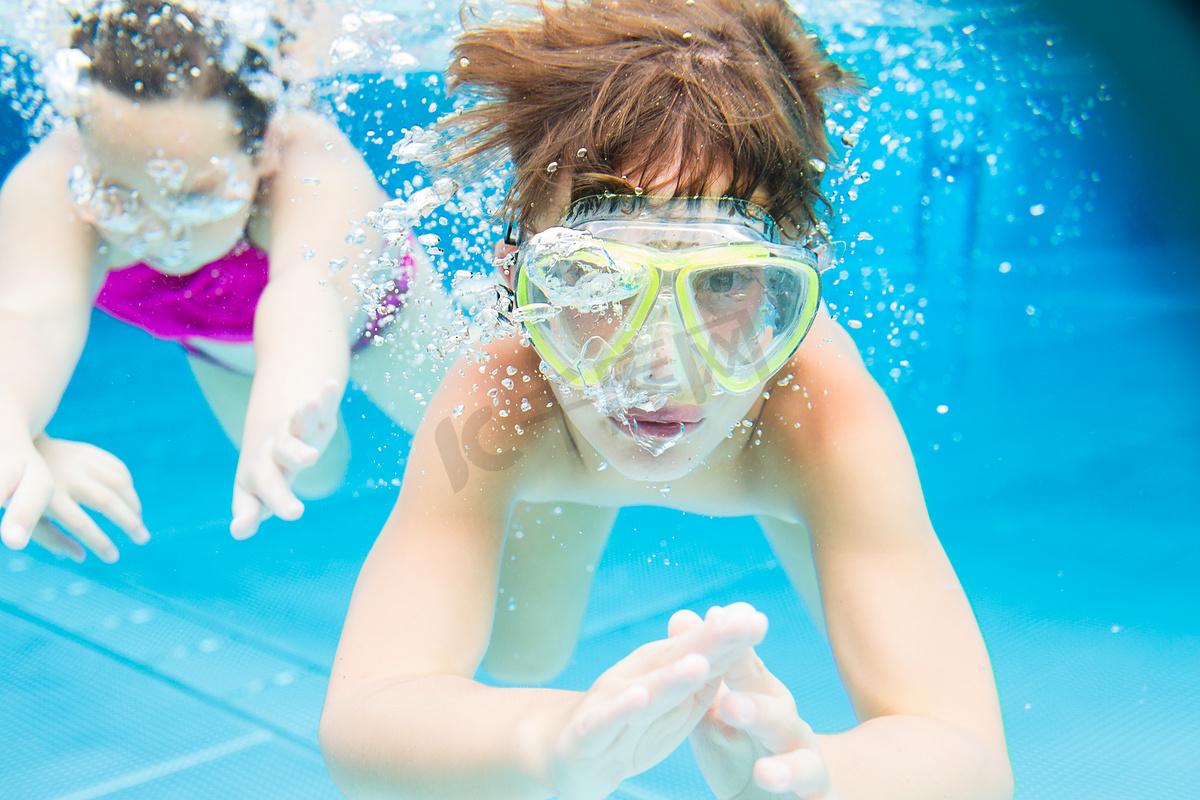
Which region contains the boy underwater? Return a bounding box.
[320,1,1013,798]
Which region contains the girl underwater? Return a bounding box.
[0,0,450,561]
[320,1,1013,799]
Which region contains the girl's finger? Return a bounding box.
[273,436,320,471]
[96,455,143,518]
[253,468,305,521]
[291,380,342,443]
[1,461,54,549]
[72,480,148,544]
[230,486,265,539]
[46,494,119,563]
[28,519,85,563]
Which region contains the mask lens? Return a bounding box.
[683,256,816,390]
[518,231,654,381]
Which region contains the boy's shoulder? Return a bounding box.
[757,307,904,474]
[426,335,576,475]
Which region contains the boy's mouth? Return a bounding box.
[609,406,704,439]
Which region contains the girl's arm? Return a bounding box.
[320,343,765,800]
[0,132,101,550]
[231,111,383,536]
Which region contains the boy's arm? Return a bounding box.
[320,343,768,800]
[231,112,383,536]
[0,134,100,548]
[712,312,1012,799]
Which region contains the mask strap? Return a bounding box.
[504,220,522,247]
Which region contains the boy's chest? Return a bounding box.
[519,444,805,523]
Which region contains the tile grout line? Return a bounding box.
[47,730,275,800]
[16,550,333,675]
[0,598,322,753]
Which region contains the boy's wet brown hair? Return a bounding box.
[446,0,861,239]
[69,1,277,155]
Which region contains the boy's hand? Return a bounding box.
[230,379,341,539]
[32,436,147,563]
[678,607,832,799]
[548,603,768,800]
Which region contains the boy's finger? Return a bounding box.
[621,605,763,680]
[721,644,792,701]
[626,652,711,723]
[754,748,830,798]
[719,691,816,755]
[29,519,85,563]
[570,685,649,759]
[667,608,703,637]
[693,605,768,673]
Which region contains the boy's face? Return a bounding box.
[510,182,816,482]
[545,357,769,482]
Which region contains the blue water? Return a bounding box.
[2,4,1200,798]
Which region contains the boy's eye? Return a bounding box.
[549,262,586,287]
[701,269,750,295]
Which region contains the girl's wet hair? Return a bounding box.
[446,0,861,239]
[69,1,278,155]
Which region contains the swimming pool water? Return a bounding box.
[2,2,1199,798]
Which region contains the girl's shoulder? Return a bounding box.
[268,108,357,161]
[2,127,83,196]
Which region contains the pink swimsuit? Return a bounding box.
[94,241,411,365]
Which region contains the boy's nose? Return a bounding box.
[629,302,689,389]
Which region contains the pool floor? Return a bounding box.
[2,245,1198,799]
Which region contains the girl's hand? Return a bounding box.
[548,603,768,800]
[678,607,833,800]
[1,437,55,553]
[25,436,147,563]
[230,379,341,539]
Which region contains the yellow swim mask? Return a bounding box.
[514,196,822,394]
